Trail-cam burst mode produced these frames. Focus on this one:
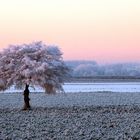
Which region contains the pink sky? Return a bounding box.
[0,0,140,64]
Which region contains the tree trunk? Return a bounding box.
[23,84,31,110]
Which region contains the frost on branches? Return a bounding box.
[0,41,69,110]
[0,41,69,94]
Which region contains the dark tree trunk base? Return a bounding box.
[22,107,31,111]
[22,104,31,110]
[23,84,31,110]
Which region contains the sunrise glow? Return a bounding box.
[0,0,140,64]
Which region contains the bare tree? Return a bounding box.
[0,41,69,110]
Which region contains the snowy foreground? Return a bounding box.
[1,92,140,139]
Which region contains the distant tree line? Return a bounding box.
[65,61,140,77]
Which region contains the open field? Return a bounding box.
[1,105,140,140]
[1,79,140,140]
[1,92,140,139]
[1,82,140,93]
[1,92,140,108]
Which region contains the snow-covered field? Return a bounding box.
[0,82,140,108]
[64,82,140,93]
[1,82,140,93]
[1,82,140,139]
[1,92,140,109]
[1,105,140,140]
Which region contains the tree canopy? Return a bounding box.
[0,41,69,93]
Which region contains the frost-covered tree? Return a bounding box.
[0,41,69,110]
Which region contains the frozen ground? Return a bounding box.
[64,82,140,93]
[1,105,140,139]
[1,82,140,139]
[1,82,140,93]
[0,92,140,108]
